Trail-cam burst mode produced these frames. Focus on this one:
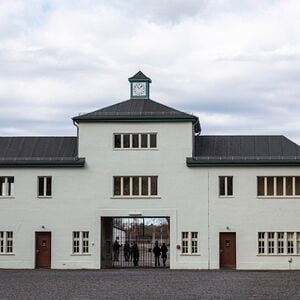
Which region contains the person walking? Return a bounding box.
[113,239,121,262]
[132,242,139,267]
[123,241,130,262]
[161,243,168,267]
[153,240,161,267]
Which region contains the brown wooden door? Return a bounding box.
[36,232,51,268]
[219,232,236,269]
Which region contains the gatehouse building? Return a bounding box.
[1,71,300,270]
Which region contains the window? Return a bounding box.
[267,232,275,254]
[72,231,89,254]
[38,176,52,197]
[181,232,199,254]
[113,133,157,149]
[257,176,300,197]
[113,176,158,197]
[219,176,233,196]
[258,232,265,254]
[0,232,13,254]
[0,177,14,197]
[258,231,300,255]
[287,232,294,254]
[277,232,284,254]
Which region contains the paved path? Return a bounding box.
[0,269,299,300]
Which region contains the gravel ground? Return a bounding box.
[0,269,300,300]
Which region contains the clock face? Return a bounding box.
[132,82,146,96]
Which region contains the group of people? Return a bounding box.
[112,240,168,267]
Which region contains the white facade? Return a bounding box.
[1,75,300,270]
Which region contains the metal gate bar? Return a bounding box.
[107,217,170,268]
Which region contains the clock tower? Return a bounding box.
[128,71,152,99]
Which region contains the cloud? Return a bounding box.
[0,0,300,144]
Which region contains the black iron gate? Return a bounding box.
[101,217,170,268]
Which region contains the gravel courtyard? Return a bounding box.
[0,269,299,300]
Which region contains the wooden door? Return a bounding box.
[219,232,236,269]
[36,232,51,268]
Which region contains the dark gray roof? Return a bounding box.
[0,137,85,167]
[128,71,152,82]
[187,135,300,166]
[73,98,201,133]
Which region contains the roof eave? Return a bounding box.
[0,158,86,168]
[186,157,300,167]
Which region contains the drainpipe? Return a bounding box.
[73,120,79,158]
[207,168,211,270]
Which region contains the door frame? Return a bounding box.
[35,231,52,269]
[219,232,236,269]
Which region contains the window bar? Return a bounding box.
[264,232,268,254]
[130,177,133,196]
[138,134,142,149]
[283,177,286,196]
[264,177,267,196]
[138,177,142,196]
[147,134,150,149]
[4,177,8,197]
[224,177,228,196]
[292,177,296,196]
[121,134,124,149]
[274,232,278,255]
[120,177,124,196]
[284,232,287,255]
[274,177,277,196]
[148,177,151,196]
[294,232,297,255]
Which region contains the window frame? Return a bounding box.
[37,176,52,198]
[72,231,90,255]
[258,231,300,256]
[0,176,14,198]
[113,133,158,150]
[219,176,234,197]
[180,231,200,255]
[257,176,300,198]
[112,176,159,198]
[0,231,14,255]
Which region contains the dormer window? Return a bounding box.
[114,133,157,149]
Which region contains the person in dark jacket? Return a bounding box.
[113,239,121,261]
[123,241,130,262]
[132,242,139,267]
[153,240,161,267]
[161,243,168,267]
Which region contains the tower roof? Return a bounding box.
[73,98,201,133]
[128,71,152,82]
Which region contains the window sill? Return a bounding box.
[180,253,201,256]
[219,196,234,199]
[113,148,159,151]
[111,196,161,200]
[70,253,92,256]
[37,196,53,199]
[257,254,300,256]
[0,196,14,199]
[0,253,15,256]
[257,196,300,199]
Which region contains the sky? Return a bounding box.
[1,0,300,143]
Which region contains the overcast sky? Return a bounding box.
[1,0,300,142]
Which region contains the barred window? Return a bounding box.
[277,232,284,254]
[268,232,275,254]
[258,232,265,254]
[257,176,300,197]
[181,232,189,254]
[113,176,158,197]
[114,133,157,149]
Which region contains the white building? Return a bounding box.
[1,71,300,270]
